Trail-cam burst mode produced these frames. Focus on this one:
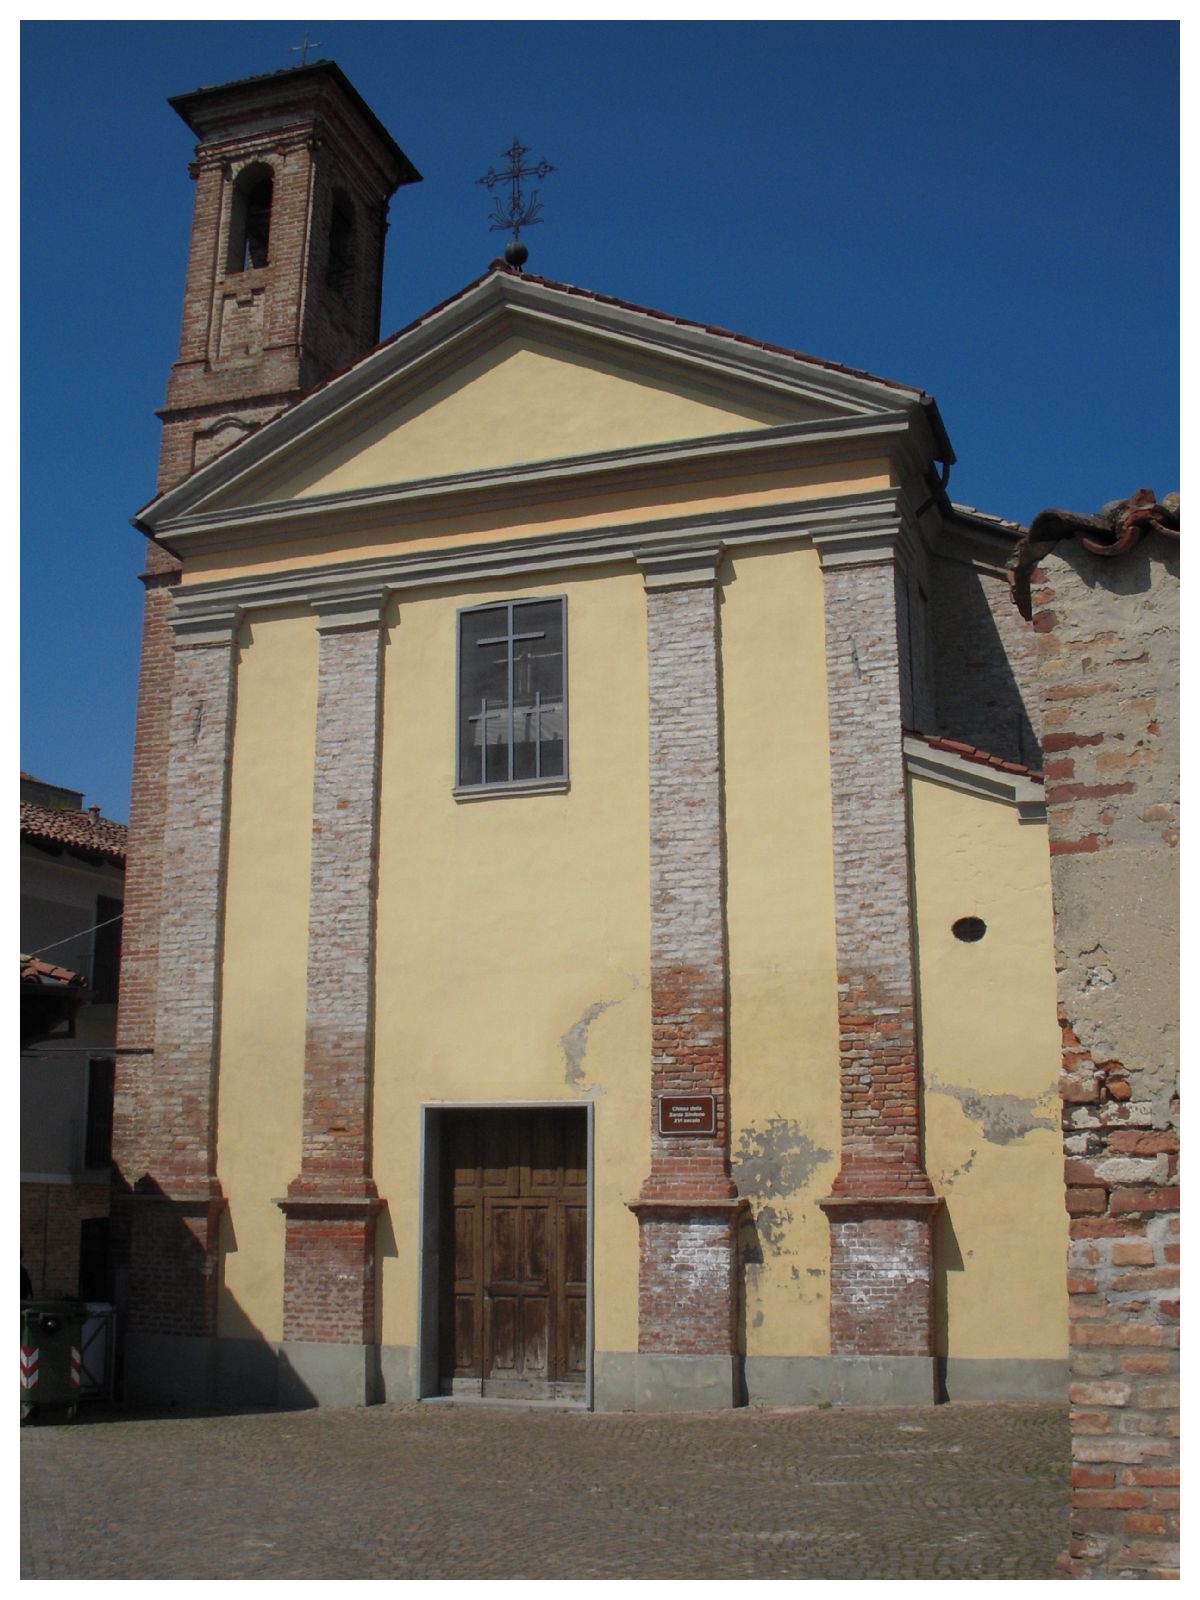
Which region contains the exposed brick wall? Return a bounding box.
[125,1196,225,1340]
[815,548,936,1358]
[929,552,1041,767]
[20,1182,111,1299]
[635,1209,739,1356]
[821,1201,935,1356]
[638,572,733,1203]
[282,602,386,1345]
[1029,535,1179,1580]
[150,629,239,1196]
[281,1210,380,1345]
[632,557,741,1356]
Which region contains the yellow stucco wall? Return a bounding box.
[371,565,652,1355]
[250,336,806,504]
[910,774,1067,1360]
[722,544,842,1357]
[216,609,317,1341]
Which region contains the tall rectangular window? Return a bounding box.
[84,1057,114,1170]
[92,895,122,1005]
[457,599,566,789]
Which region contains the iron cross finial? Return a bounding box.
[477,138,556,249]
[289,30,322,66]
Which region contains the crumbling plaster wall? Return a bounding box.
[1038,538,1179,1125]
[1031,531,1179,1582]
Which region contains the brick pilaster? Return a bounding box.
[629,548,743,1358]
[280,592,387,1345]
[126,607,240,1339]
[812,530,938,1359]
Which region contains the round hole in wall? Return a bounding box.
[952,916,987,943]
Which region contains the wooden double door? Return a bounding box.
[439,1109,587,1400]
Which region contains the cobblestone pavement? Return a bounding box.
[22,1399,1068,1580]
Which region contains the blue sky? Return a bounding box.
[20,19,1179,822]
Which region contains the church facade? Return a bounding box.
[114,61,1067,1411]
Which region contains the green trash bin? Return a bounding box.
[21,1300,85,1422]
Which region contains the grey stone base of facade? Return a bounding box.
[744,1355,939,1407]
[123,1332,220,1406]
[593,1352,741,1412]
[122,1334,420,1410]
[940,1357,1068,1403]
[122,1337,1066,1412]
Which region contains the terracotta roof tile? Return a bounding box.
[20,800,128,865]
[20,954,87,988]
[906,729,1044,783]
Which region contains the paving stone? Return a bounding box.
[21,1399,1069,1580]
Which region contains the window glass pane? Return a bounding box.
[459,606,510,785]
[458,599,565,787]
[512,601,564,780]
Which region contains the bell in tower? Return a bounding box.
[157,61,421,494]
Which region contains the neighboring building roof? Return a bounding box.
[20,799,128,867]
[20,954,87,988]
[20,773,85,810]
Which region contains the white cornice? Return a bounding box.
[146,414,918,555]
[166,492,907,625]
[904,736,1045,821]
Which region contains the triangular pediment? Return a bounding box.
[249,333,807,504]
[144,271,926,529]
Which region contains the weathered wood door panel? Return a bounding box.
[439,1109,587,1398]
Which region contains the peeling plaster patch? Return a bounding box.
[754,1205,788,1250]
[560,978,636,1087]
[732,1118,834,1252]
[928,1083,1056,1145]
[752,1310,764,1328]
[806,1267,824,1278]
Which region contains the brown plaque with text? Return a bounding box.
[658,1095,717,1137]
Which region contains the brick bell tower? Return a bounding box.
[159,61,421,490]
[114,62,419,1402]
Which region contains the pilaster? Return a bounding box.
[812,525,939,1362]
[280,591,388,1348]
[630,547,744,1375]
[127,606,240,1343]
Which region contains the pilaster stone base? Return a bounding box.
[277,1340,382,1409]
[745,1354,939,1407]
[591,1351,741,1411]
[126,1188,227,1345]
[123,1331,220,1405]
[630,1198,747,1357]
[820,1194,940,1356]
[277,1194,383,1346]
